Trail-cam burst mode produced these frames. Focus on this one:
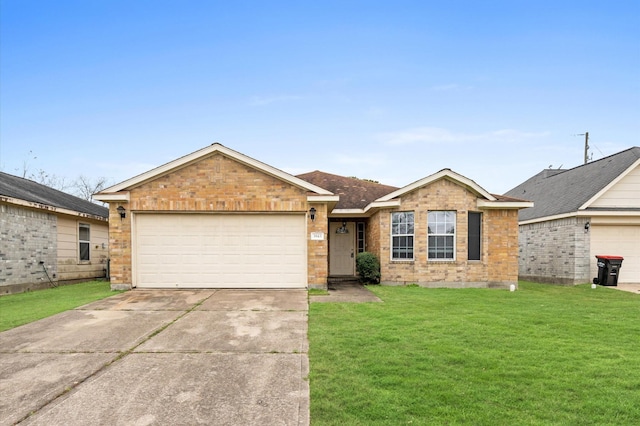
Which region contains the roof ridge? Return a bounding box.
[549,146,640,178]
[504,146,640,221]
[296,170,398,189]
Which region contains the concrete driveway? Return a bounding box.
[0,289,309,425]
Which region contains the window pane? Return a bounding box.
[392,212,414,259]
[392,223,399,234]
[392,234,413,259]
[427,211,456,260]
[79,242,90,261]
[79,225,90,241]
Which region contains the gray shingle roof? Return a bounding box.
[504,147,640,221]
[0,172,109,219]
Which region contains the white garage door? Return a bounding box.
[135,214,307,288]
[591,225,640,284]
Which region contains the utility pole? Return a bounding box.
[582,132,589,164]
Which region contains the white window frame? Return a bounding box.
[391,211,414,261]
[427,211,456,261]
[79,223,91,262]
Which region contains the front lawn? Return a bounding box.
[0,281,120,332]
[309,282,640,425]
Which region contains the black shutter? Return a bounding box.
[468,212,481,261]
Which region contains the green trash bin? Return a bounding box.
[593,255,624,286]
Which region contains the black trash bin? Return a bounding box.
[593,255,624,286]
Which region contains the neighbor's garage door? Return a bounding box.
[135,214,306,288]
[591,225,640,284]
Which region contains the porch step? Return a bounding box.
[327,276,361,289]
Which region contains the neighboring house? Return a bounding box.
[0,172,109,294]
[94,143,532,291]
[505,147,640,285]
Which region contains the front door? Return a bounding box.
[330,221,356,275]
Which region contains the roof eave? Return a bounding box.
[519,208,640,225]
[477,200,534,209]
[328,200,402,218]
[93,192,131,202]
[1,195,109,221]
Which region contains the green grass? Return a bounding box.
[309,288,330,296]
[0,281,121,332]
[309,282,640,425]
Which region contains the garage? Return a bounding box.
[591,225,640,284]
[134,213,307,288]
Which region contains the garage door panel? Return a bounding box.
[135,214,306,288]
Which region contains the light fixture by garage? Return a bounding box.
[117,205,126,219]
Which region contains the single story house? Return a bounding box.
[504,146,640,284]
[94,143,532,291]
[1,172,109,294]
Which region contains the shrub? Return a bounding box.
[356,252,381,284]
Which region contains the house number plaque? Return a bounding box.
[310,232,325,240]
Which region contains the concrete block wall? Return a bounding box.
[0,203,57,292]
[518,217,590,284]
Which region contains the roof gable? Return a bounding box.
[505,146,640,221]
[377,169,497,202]
[0,172,109,218]
[96,143,333,197]
[580,158,640,209]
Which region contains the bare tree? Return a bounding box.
[19,151,37,178]
[30,169,72,192]
[18,150,110,204]
[73,175,109,203]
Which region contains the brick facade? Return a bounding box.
[368,179,520,288]
[307,203,329,287]
[103,147,523,290]
[108,153,328,289]
[518,217,591,284]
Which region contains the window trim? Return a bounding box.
[79,222,91,262]
[390,211,415,261]
[427,210,456,261]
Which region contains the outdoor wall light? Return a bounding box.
[309,207,317,222]
[117,205,126,219]
[584,222,590,232]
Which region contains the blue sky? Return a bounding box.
[1,1,638,194]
